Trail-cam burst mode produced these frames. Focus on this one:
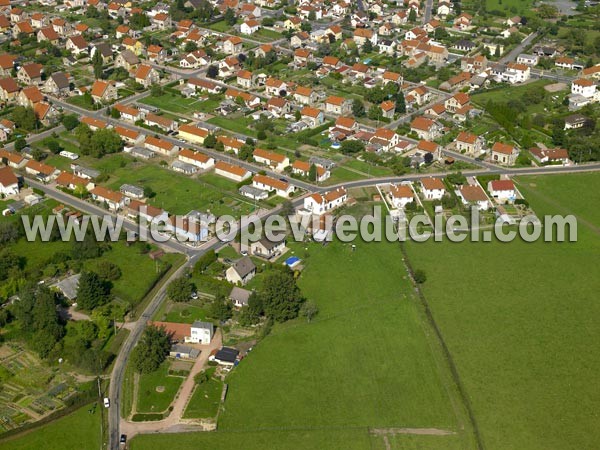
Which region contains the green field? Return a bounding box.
[103,163,256,217]
[131,210,476,449]
[471,80,553,108]
[0,403,102,450]
[404,173,600,449]
[136,362,185,414]
[140,93,205,116]
[183,371,222,419]
[485,0,533,15]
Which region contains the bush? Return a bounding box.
[413,269,427,284]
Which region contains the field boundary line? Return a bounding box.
[399,242,485,450]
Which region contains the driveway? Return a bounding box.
[119,329,223,438]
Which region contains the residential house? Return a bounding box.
[214,161,251,182]
[178,148,215,170]
[144,113,177,133]
[455,131,483,155]
[300,106,325,128]
[410,116,441,140]
[250,237,285,259]
[303,188,347,215]
[389,183,414,209]
[491,142,519,165]
[17,63,44,85]
[529,147,570,165]
[178,123,209,144]
[66,35,88,55]
[240,19,260,35]
[134,64,160,88]
[90,80,117,103]
[420,177,445,200]
[0,77,20,103]
[252,174,294,197]
[253,148,290,171]
[144,136,179,156]
[457,185,490,210]
[488,179,516,202]
[291,160,330,182]
[115,50,140,71]
[0,166,19,196]
[324,96,352,115]
[444,92,470,113]
[294,86,317,105]
[225,256,256,285]
[43,72,71,96]
[223,36,243,55]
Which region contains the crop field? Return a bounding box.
[0,345,81,434]
[403,173,600,450]
[130,212,477,449]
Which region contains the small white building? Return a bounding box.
[303,188,347,215]
[420,178,445,200]
[187,321,214,345]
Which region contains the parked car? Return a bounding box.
[103,397,110,408]
[120,434,127,445]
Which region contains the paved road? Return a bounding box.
[499,31,539,64]
[423,0,434,23]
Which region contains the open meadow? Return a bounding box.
[404,173,600,449]
[131,213,478,449]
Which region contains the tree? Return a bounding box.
[340,140,365,154]
[224,7,236,25]
[167,277,194,302]
[408,8,417,22]
[71,231,103,259]
[308,163,318,182]
[77,271,110,310]
[395,91,406,113]
[207,65,219,79]
[209,294,232,322]
[261,269,303,322]
[12,106,38,131]
[424,152,434,164]
[184,41,198,53]
[92,50,103,79]
[300,301,318,322]
[352,99,365,117]
[447,171,466,185]
[110,107,121,119]
[362,39,373,53]
[95,260,122,281]
[280,199,295,217]
[413,269,427,284]
[131,325,171,373]
[368,104,383,121]
[300,22,312,32]
[194,250,217,273]
[45,138,63,154]
[61,114,79,131]
[14,137,27,151]
[204,133,216,148]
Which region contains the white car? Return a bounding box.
[103,397,110,408]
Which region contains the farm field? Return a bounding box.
[131,213,477,449]
[0,403,102,450]
[403,173,600,450]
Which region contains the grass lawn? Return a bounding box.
[140,93,203,116]
[160,302,209,324]
[0,403,102,450]
[136,361,185,414]
[403,173,600,450]
[342,158,394,177]
[183,374,222,418]
[471,80,552,107]
[66,95,96,111]
[104,163,255,217]
[208,20,234,33]
[207,115,257,137]
[323,166,367,185]
[485,0,533,14]
[131,228,475,448]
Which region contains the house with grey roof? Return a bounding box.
[225,256,256,285]
[229,286,252,308]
